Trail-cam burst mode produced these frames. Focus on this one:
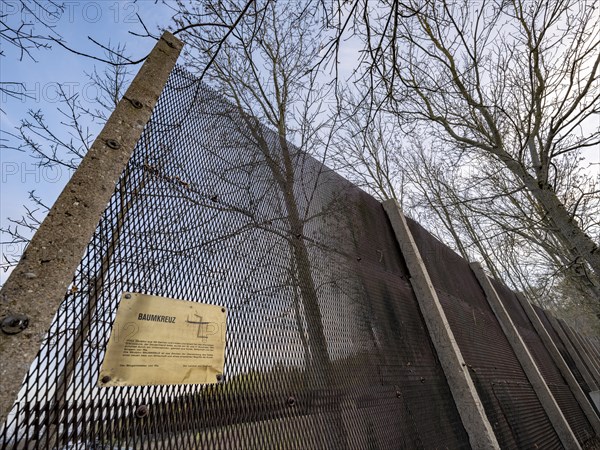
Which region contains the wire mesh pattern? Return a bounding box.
[3,62,600,449]
[405,219,565,449]
[568,325,600,376]
[1,66,471,449]
[560,322,600,389]
[491,280,596,446]
[535,306,592,394]
[408,218,600,449]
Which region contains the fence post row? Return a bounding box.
[563,324,600,387]
[584,336,600,368]
[546,313,599,392]
[470,263,581,450]
[0,32,183,425]
[514,293,600,435]
[383,200,501,450]
[1,28,597,447]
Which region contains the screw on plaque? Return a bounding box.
[216,374,224,383]
[124,293,132,299]
[105,139,121,150]
[100,375,111,384]
[221,307,226,313]
[1,314,29,335]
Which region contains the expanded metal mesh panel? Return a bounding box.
[535,306,591,394]
[405,218,563,449]
[591,337,600,360]
[584,336,600,366]
[562,321,600,384]
[491,280,595,446]
[492,381,563,449]
[583,337,600,372]
[577,333,600,373]
[550,385,596,446]
[1,67,470,449]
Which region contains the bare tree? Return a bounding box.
[174,0,344,369]
[1,46,132,273]
[171,1,358,443]
[328,84,598,321]
[321,0,599,305]
[403,141,600,312]
[0,0,65,59]
[0,0,66,106]
[329,89,406,205]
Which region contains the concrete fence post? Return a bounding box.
[581,335,600,371]
[383,200,500,450]
[0,32,183,425]
[514,294,600,434]
[470,262,581,450]
[545,314,599,392]
[564,326,600,386]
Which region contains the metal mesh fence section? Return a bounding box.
[562,321,600,385]
[405,218,563,449]
[584,336,600,366]
[591,337,600,363]
[0,66,470,449]
[585,336,600,372]
[535,306,592,394]
[576,332,600,375]
[491,279,595,446]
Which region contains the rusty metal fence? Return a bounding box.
[1,36,600,450]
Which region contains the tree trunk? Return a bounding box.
[287,205,333,379]
[504,156,600,283]
[278,138,348,446]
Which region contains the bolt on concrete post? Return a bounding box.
[0,32,183,425]
[514,293,600,435]
[470,263,581,450]
[383,200,500,450]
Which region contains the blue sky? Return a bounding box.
[1,1,176,282]
[1,1,598,285]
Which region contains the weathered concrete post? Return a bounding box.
[562,326,600,411]
[565,325,600,386]
[470,263,581,450]
[514,293,600,435]
[383,200,500,450]
[582,335,600,370]
[0,32,183,425]
[584,336,600,367]
[545,313,599,392]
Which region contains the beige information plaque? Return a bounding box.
[98,292,226,387]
